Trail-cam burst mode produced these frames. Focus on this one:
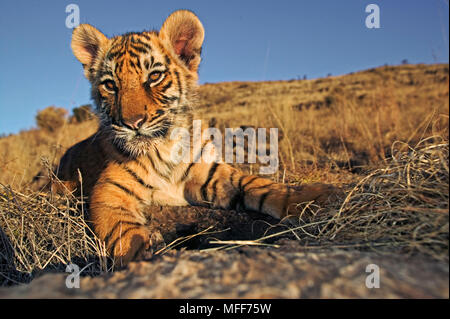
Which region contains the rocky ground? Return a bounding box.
[0,240,448,298]
[1,205,449,299]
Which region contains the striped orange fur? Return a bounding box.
[56,10,340,266]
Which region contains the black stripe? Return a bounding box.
[258,191,271,212]
[146,153,170,181]
[148,116,165,129]
[135,159,149,174]
[200,163,219,201]
[130,42,152,53]
[129,59,137,70]
[116,60,124,75]
[104,221,143,248]
[174,70,183,97]
[96,204,138,219]
[148,110,165,124]
[108,50,124,61]
[155,147,174,171]
[164,55,171,65]
[163,95,179,101]
[123,166,153,189]
[181,140,210,183]
[157,94,178,105]
[238,175,246,190]
[246,182,276,192]
[180,162,195,182]
[141,32,152,41]
[154,147,163,162]
[108,225,142,251]
[146,153,157,171]
[109,43,125,54]
[122,34,130,47]
[161,80,173,93]
[242,176,259,190]
[129,35,138,43]
[229,170,237,188]
[136,58,142,70]
[104,179,144,201]
[128,49,140,59]
[210,180,219,205]
[155,95,168,105]
[130,45,150,55]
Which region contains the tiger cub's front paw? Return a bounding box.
[112,228,167,267]
[111,227,151,267]
[140,231,166,260]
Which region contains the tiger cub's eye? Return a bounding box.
[102,80,116,92]
[149,71,162,82]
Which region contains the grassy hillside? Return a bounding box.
[196,63,448,170]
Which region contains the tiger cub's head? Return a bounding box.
[71,10,204,156]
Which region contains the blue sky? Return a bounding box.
[0,0,448,135]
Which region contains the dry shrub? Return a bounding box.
[35,106,68,133]
[70,104,95,123]
[0,181,108,286]
[319,136,448,257]
[222,136,448,260]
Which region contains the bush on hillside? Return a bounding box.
[70,104,95,123]
[35,106,68,132]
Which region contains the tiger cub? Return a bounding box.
[57,10,340,266]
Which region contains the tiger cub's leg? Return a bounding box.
[89,161,161,267]
[184,162,340,219]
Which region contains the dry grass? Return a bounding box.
[321,136,448,255]
[0,119,98,189]
[197,63,449,172]
[206,136,448,261]
[0,182,109,285]
[0,63,448,286]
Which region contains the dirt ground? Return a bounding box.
[0,242,447,298]
[0,206,448,298]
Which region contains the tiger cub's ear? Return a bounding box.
[159,10,205,72]
[71,24,109,78]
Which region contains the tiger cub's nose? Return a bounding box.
[122,114,148,130]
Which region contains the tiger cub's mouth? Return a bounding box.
[110,119,172,155]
